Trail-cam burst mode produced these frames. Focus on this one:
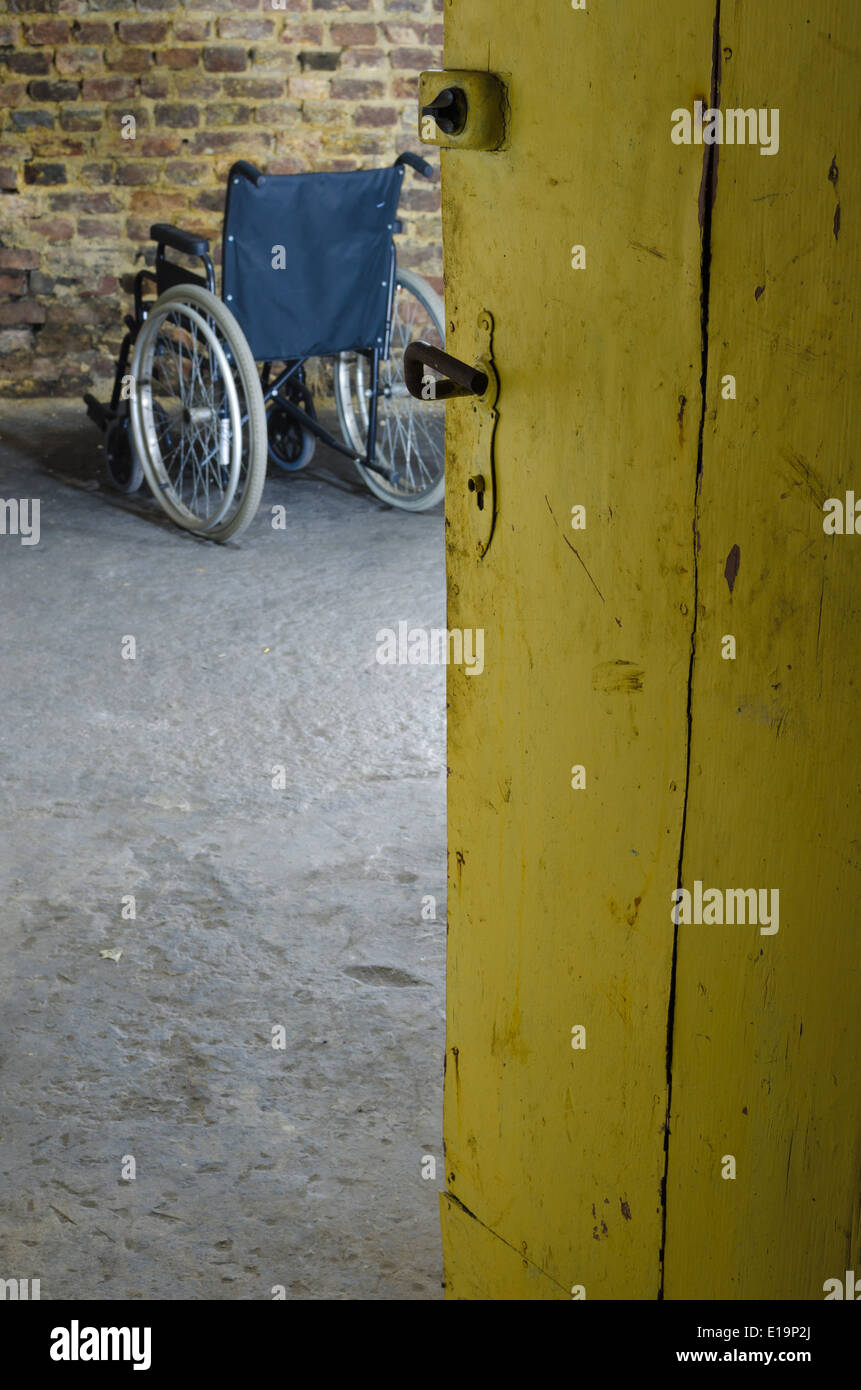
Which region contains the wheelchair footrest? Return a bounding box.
[267,390,396,485]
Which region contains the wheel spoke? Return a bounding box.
[337,274,444,504]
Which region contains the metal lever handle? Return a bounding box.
[420,86,468,136]
[404,340,489,401]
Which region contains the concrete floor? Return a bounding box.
[0,400,447,1300]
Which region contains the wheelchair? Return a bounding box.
[84,152,446,541]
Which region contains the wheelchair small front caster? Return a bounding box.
[104,414,144,495]
[267,390,317,473]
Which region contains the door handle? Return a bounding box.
[421,86,468,137]
[404,341,488,401]
[419,71,508,151]
[405,312,500,560]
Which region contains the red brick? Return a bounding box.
[60,107,103,132]
[115,164,159,186]
[37,139,87,158]
[217,18,274,40]
[0,84,28,108]
[0,273,27,294]
[56,47,103,76]
[27,80,81,103]
[255,102,301,126]
[205,102,252,127]
[77,217,123,238]
[138,134,183,157]
[24,19,70,44]
[340,48,387,70]
[384,23,424,44]
[0,329,34,356]
[355,104,398,126]
[279,22,325,46]
[117,20,168,44]
[331,77,383,100]
[80,162,113,184]
[128,191,187,213]
[126,217,159,242]
[204,47,248,73]
[105,47,152,75]
[193,189,225,212]
[0,167,18,191]
[171,74,215,98]
[25,163,68,186]
[72,21,113,44]
[140,76,169,98]
[389,47,438,69]
[222,77,283,99]
[264,157,308,175]
[174,21,210,41]
[79,275,119,297]
[6,53,52,76]
[10,111,54,131]
[289,75,330,100]
[0,300,47,326]
[391,75,419,99]
[330,23,376,45]
[153,103,200,128]
[156,49,200,69]
[0,249,40,270]
[302,103,350,129]
[82,77,137,102]
[49,191,120,212]
[165,160,202,184]
[192,130,269,153]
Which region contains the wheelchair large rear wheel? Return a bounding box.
[335,267,445,511]
[130,284,267,542]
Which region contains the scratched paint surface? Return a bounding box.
[439,0,859,1300]
[439,0,712,1297]
[663,1,861,1298]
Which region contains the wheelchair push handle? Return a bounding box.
[394,151,435,179]
[229,160,267,188]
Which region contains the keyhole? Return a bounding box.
[468,475,485,510]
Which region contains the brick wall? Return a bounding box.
[0,0,443,398]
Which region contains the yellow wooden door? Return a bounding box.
[662,1,861,1300]
[423,0,860,1300]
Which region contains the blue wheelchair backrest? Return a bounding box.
[221,164,405,363]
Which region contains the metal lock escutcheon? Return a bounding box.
[404,309,499,559]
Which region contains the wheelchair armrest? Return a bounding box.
[150,223,210,258]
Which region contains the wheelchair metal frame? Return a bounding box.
[85,151,433,487]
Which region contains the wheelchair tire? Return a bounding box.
[267,387,317,472]
[335,267,446,512]
[104,414,144,495]
[130,283,268,542]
